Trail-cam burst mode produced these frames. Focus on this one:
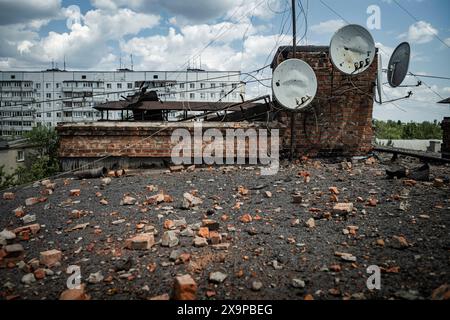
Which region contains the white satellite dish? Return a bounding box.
[376,52,383,104]
[330,24,376,75]
[272,58,317,111]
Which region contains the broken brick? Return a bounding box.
[202,219,220,231]
[197,227,210,238]
[173,274,197,300]
[70,189,81,196]
[59,285,90,300]
[329,187,339,195]
[3,192,15,200]
[39,249,62,267]
[25,197,39,206]
[125,233,154,250]
[239,214,252,223]
[208,231,222,245]
[333,203,353,214]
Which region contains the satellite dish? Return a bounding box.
[272,58,317,111]
[330,24,376,75]
[387,42,410,87]
[376,53,383,104]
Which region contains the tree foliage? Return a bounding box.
[373,120,443,140]
[0,127,60,189]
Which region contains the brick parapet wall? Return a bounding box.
[57,121,284,162]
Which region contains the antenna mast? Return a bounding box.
[290,0,297,161]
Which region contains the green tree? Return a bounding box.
[14,127,60,185]
[0,165,16,189]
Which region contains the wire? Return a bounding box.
[266,0,290,14]
[0,69,272,121]
[408,73,450,81]
[319,0,350,24]
[392,0,449,49]
[0,84,272,192]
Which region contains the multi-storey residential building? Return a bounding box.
[0,69,244,136]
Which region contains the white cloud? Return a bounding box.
[90,0,275,23]
[310,19,346,35]
[400,21,439,44]
[3,6,160,70]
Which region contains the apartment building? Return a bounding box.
[0,69,244,136]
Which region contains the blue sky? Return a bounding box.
[0,0,449,122]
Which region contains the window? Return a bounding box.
[24,82,31,87]
[221,83,226,88]
[56,112,61,118]
[210,93,215,99]
[190,93,195,99]
[180,92,185,98]
[232,83,237,89]
[179,83,185,89]
[189,83,195,89]
[82,75,86,79]
[36,83,41,89]
[210,83,216,88]
[200,83,205,89]
[56,83,60,88]
[200,93,205,100]
[46,93,51,99]
[117,83,122,89]
[46,113,51,118]
[11,75,15,79]
[46,83,51,89]
[17,150,24,162]
[107,83,111,89]
[127,83,132,89]
[153,75,158,79]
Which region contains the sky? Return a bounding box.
[0,0,449,122]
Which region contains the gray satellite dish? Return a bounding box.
[376,53,383,104]
[330,24,376,75]
[272,58,318,111]
[387,42,410,87]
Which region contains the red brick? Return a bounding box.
[173,274,197,300]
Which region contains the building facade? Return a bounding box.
[0,69,244,136]
[0,138,37,176]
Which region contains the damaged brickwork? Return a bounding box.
[56,121,282,171]
[272,46,377,157]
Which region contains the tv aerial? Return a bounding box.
[272,58,318,111]
[330,24,376,75]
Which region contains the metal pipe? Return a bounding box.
[290,0,297,161]
[74,166,107,179]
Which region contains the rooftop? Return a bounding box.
[0,154,449,300]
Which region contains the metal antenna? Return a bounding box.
[290,0,297,161]
[130,54,133,71]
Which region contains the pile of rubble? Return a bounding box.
[0,156,449,300]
